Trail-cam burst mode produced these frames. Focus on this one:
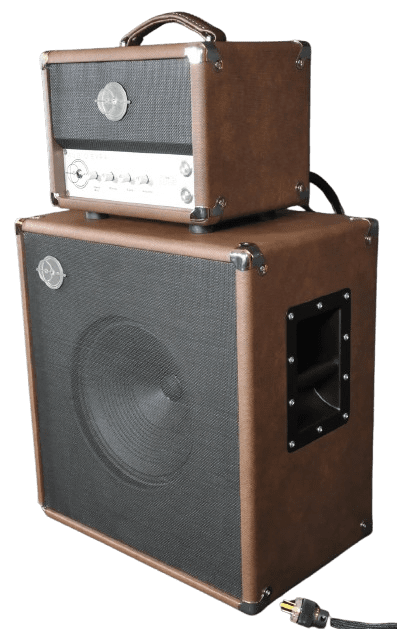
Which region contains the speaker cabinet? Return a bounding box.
[42,36,310,226]
[17,209,378,614]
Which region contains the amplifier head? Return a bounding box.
[17,208,377,613]
[41,12,311,227]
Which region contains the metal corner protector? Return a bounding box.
[15,217,27,236]
[230,242,268,276]
[190,197,226,222]
[40,51,50,70]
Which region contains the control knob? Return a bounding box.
[100,172,114,182]
[118,173,131,183]
[132,175,149,185]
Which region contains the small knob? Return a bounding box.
[181,188,193,204]
[87,171,98,181]
[180,161,192,177]
[132,175,149,185]
[118,173,131,183]
[100,172,114,182]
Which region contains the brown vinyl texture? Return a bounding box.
[42,69,66,198]
[44,508,240,609]
[19,210,377,608]
[192,41,310,218]
[43,40,309,223]
[16,228,45,505]
[235,213,377,603]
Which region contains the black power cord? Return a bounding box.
[280,598,397,629]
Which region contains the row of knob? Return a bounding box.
[82,171,149,185]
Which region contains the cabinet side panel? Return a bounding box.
[249,219,377,601]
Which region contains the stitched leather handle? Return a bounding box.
[120,12,227,47]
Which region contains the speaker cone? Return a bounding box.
[72,317,192,486]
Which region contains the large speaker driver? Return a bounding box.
[72,316,192,486]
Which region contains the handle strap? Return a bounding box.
[120,12,227,47]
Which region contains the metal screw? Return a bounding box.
[288,313,295,320]
[259,264,268,276]
[289,441,296,449]
[264,587,272,598]
[289,399,295,407]
[365,236,372,245]
[217,196,226,208]
[343,373,349,381]
[295,182,304,193]
[343,413,349,420]
[360,519,372,534]
[344,292,350,300]
[288,356,295,364]
[317,426,323,433]
[214,60,223,71]
[343,334,350,341]
[317,302,323,310]
[296,58,304,70]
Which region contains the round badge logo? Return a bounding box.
[36,256,66,290]
[95,82,130,122]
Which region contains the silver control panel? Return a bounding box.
[63,149,195,209]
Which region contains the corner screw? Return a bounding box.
[289,399,295,407]
[296,58,304,69]
[259,264,268,276]
[343,334,350,341]
[317,302,323,310]
[295,182,305,193]
[317,426,323,433]
[365,236,372,245]
[214,60,223,71]
[289,441,296,449]
[343,413,349,420]
[288,356,295,364]
[264,587,272,598]
[360,520,374,535]
[343,373,349,381]
[288,313,295,320]
[344,292,350,300]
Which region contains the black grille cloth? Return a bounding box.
[23,233,241,598]
[48,58,192,154]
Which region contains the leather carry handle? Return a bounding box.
[120,12,227,47]
[305,172,345,215]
